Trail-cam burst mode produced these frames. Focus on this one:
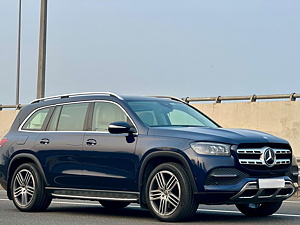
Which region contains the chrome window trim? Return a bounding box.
[18,105,54,132]
[18,100,92,132]
[19,100,139,134]
[90,100,139,134]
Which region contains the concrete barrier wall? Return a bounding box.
[192,101,300,157]
[0,110,19,139]
[1,101,300,157]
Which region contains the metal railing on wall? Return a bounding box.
[184,93,300,103]
[1,93,300,109]
[0,104,25,110]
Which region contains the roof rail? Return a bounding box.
[30,92,123,104]
[151,96,187,103]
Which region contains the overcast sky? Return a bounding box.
[1,0,299,105]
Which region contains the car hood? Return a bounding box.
[147,126,288,145]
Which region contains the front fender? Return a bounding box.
[138,150,198,193]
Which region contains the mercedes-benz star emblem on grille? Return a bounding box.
[264,148,276,167]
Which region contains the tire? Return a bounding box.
[145,162,198,222]
[236,201,282,217]
[99,200,131,209]
[10,163,52,212]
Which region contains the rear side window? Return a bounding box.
[47,106,62,131]
[22,108,51,130]
[48,103,89,131]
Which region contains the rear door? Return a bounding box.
[34,102,89,188]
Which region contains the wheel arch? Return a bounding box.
[7,153,48,200]
[138,150,198,206]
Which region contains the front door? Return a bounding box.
[82,101,138,191]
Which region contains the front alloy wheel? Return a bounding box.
[149,170,181,216]
[145,163,198,222]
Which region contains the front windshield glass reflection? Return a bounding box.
[127,100,219,128]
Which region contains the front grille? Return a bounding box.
[237,146,292,171]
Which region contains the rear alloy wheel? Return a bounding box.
[236,201,282,217]
[145,163,198,222]
[10,163,52,212]
[99,200,131,209]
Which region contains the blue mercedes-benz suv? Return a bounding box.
[0,93,298,222]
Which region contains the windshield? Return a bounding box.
[127,100,219,128]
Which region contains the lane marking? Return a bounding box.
[197,209,300,218]
[198,209,240,214]
[274,213,300,218]
[285,200,300,204]
[2,198,300,218]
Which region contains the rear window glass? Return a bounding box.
[22,108,50,130]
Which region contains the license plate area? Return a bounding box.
[258,178,285,189]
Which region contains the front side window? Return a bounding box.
[92,102,129,132]
[127,100,219,128]
[22,107,51,130]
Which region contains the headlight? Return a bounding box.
[190,142,231,156]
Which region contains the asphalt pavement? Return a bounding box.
[0,189,299,225]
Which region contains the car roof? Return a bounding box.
[10,93,185,132]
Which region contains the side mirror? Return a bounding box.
[108,121,132,134]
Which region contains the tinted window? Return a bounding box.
[50,103,89,131]
[92,102,129,131]
[168,109,202,125]
[22,107,51,130]
[47,106,62,131]
[127,100,218,128]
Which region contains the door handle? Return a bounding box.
[40,138,50,145]
[86,139,97,146]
